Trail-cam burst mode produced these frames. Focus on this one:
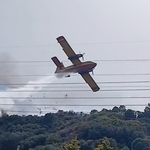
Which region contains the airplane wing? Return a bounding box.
[80,73,100,92]
[56,36,81,65]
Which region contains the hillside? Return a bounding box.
[1,105,150,150]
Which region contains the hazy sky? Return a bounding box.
[0,1,150,115]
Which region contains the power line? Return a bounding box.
[24,85,150,88]
[0,96,150,99]
[3,73,150,77]
[2,85,150,88]
[3,88,150,92]
[94,59,150,62]
[3,110,50,113]
[0,61,51,63]
[1,59,150,63]
[1,40,150,49]
[2,80,150,85]
[0,104,149,106]
[94,73,150,76]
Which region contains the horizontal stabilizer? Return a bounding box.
[51,56,64,68]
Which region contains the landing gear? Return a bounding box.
[65,75,70,77]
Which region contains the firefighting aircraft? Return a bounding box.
[51,36,100,92]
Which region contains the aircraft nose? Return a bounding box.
[94,62,97,67]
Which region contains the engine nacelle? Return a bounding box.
[68,53,85,61]
[76,54,83,58]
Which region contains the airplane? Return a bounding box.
[51,36,100,92]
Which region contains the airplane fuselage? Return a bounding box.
[56,61,96,75]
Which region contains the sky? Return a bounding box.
[0,0,150,115]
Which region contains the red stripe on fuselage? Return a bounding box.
[57,61,96,74]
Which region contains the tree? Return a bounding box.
[119,105,126,112]
[46,133,62,144]
[90,109,98,114]
[112,106,120,113]
[79,140,93,150]
[144,104,150,118]
[63,137,80,150]
[21,134,47,150]
[120,146,130,150]
[131,138,150,150]
[124,109,136,120]
[94,138,114,150]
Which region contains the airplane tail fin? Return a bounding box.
[51,56,65,73]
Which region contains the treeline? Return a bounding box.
[1,104,150,150]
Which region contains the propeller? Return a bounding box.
[79,51,85,60]
[91,68,95,75]
[92,69,94,75]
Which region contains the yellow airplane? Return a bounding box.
[51,36,100,92]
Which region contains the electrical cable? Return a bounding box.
[2,73,150,77]
[1,40,150,49]
[3,88,150,92]
[2,59,150,63]
[0,104,149,106]
[0,96,150,99]
[2,80,150,85]
[15,85,150,88]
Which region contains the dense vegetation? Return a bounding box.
[1,104,150,150]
